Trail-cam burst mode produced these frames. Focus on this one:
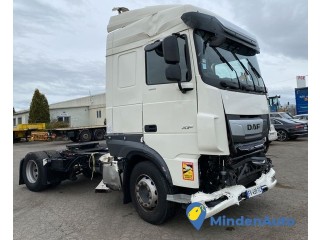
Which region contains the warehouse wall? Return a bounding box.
[13,93,106,127]
[50,93,105,109]
[89,104,106,126]
[50,107,90,128]
[13,113,29,126]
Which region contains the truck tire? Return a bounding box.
[22,152,49,192]
[130,161,176,225]
[93,129,105,141]
[79,129,92,142]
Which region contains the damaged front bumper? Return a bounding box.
[167,168,277,219]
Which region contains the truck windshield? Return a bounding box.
[194,29,266,93]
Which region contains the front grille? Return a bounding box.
[234,139,265,153]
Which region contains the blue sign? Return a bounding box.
[295,87,308,115]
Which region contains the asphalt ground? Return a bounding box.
[13,138,308,240]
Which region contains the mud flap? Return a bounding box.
[19,158,25,185]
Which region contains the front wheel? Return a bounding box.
[130,161,176,225]
[277,129,288,141]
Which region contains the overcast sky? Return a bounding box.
[13,0,308,111]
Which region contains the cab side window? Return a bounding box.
[146,36,191,85]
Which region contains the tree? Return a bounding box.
[28,89,50,123]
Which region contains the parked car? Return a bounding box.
[293,114,308,122]
[270,118,308,141]
[270,112,307,124]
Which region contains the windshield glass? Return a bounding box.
[280,112,293,119]
[194,29,266,93]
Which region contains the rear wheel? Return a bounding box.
[22,152,49,192]
[277,129,288,141]
[79,129,92,142]
[130,161,176,225]
[93,129,105,141]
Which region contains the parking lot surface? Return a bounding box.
[13,139,307,240]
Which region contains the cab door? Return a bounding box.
[142,30,199,188]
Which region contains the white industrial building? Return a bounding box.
[13,93,106,127]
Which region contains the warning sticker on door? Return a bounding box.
[182,162,194,181]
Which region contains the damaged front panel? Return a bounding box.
[168,168,276,219]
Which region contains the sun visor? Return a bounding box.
[181,12,260,54]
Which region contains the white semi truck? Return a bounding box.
[19,5,277,224]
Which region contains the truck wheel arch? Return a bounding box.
[122,152,173,204]
[107,138,173,204]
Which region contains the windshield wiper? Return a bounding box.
[246,58,266,93]
[211,45,241,89]
[246,58,261,78]
[232,52,256,92]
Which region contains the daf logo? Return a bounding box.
[247,124,260,130]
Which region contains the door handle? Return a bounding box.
[145,125,157,132]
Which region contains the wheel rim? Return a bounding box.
[94,130,105,140]
[26,160,39,183]
[277,130,287,141]
[135,175,158,210]
[80,131,91,141]
[82,133,89,140]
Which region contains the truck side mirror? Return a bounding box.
[162,35,180,64]
[165,65,181,82]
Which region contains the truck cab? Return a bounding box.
[19,4,277,225]
[105,5,276,224]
